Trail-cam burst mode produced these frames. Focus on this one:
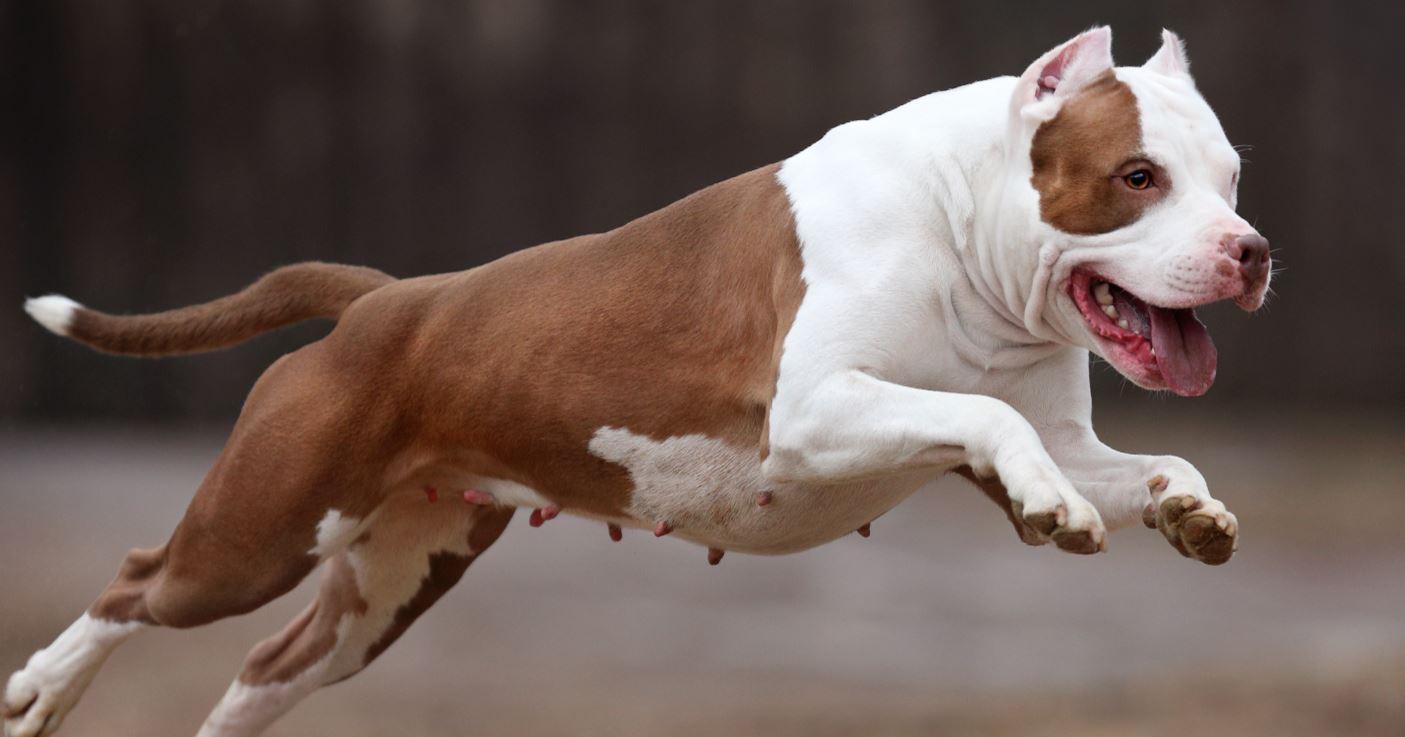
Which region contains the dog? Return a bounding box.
[5,27,1270,737]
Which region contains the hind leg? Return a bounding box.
[2,517,324,737]
[3,538,169,736]
[196,494,514,737]
[3,495,327,737]
[2,475,348,737]
[5,349,394,736]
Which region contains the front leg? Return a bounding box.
[984,349,1239,565]
[764,370,1107,554]
[1043,429,1238,565]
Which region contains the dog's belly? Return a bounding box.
[583,426,934,554]
[435,426,934,555]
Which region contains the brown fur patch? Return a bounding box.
[1030,72,1148,235]
[89,343,395,630]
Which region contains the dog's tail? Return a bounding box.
[23,262,395,357]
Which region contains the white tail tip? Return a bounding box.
[24,295,82,336]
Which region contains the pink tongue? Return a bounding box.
[1148,306,1217,396]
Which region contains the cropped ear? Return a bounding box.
[1016,27,1115,107]
[1144,29,1191,79]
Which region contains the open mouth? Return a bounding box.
[1069,270,1217,397]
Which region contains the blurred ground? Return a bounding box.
[2,410,1403,736]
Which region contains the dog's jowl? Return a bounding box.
[6,27,1269,737]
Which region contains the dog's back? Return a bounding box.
[307,162,804,516]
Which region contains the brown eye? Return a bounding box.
[1124,169,1154,190]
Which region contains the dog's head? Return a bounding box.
[998,28,1270,397]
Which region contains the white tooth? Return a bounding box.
[1118,318,1129,329]
[1094,282,1113,305]
[1102,305,1118,318]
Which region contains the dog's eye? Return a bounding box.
[1123,170,1154,190]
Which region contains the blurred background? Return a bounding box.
[2,1,1402,735]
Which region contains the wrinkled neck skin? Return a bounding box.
[898,80,1078,374]
[780,74,1104,394]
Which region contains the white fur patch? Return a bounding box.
[197,677,311,737]
[588,426,925,554]
[3,614,143,737]
[23,295,81,337]
[308,509,362,559]
[200,496,484,736]
[468,475,553,510]
[589,426,765,524]
[337,497,477,661]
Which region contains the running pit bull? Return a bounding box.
[7,27,1269,737]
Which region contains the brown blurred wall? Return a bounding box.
[1,0,1402,421]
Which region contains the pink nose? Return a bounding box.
[1226,233,1270,284]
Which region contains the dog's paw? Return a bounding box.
[1011,489,1107,555]
[4,638,112,737]
[3,667,56,737]
[1146,475,1237,565]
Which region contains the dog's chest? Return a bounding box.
[587,427,931,554]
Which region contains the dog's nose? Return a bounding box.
[1227,233,1270,283]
